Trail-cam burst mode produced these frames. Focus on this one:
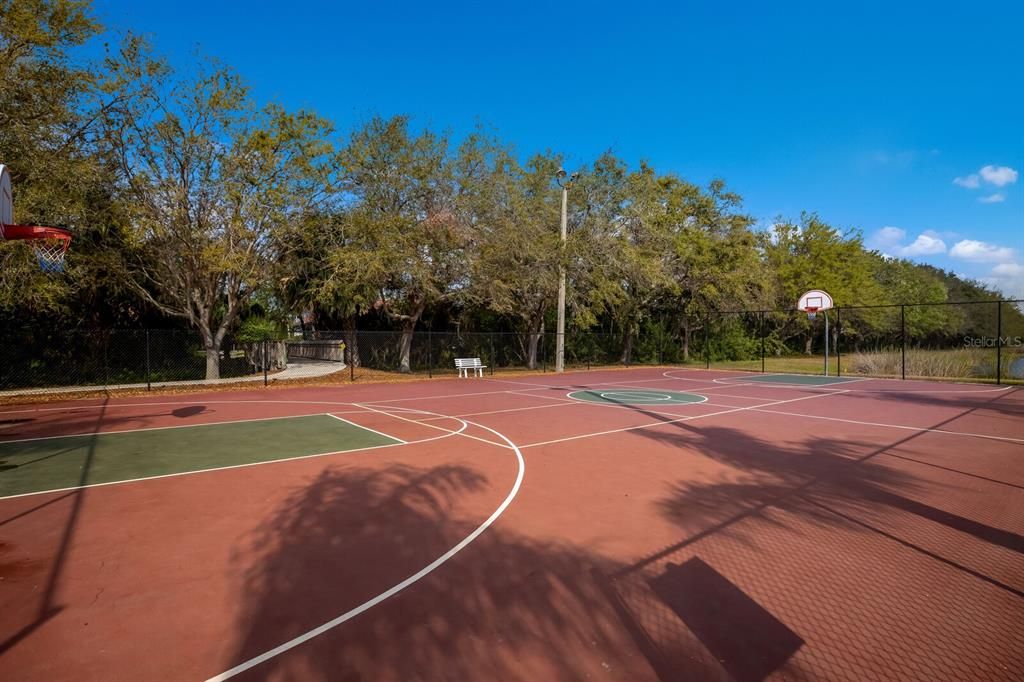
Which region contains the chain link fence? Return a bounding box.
[2,300,1021,397]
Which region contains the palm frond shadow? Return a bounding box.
[223,463,645,680]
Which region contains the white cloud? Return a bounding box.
[872,226,906,247]
[949,239,1016,263]
[898,234,947,256]
[979,192,1006,204]
[953,174,980,189]
[984,262,1024,299]
[978,165,1018,187]
[992,263,1024,277]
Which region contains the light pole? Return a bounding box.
[554,168,578,373]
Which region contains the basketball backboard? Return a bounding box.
[0,164,12,227]
[797,289,834,312]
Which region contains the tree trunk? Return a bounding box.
[681,321,691,362]
[343,314,360,368]
[203,331,221,380]
[398,321,415,373]
[396,300,426,373]
[620,332,634,365]
[804,336,813,355]
[526,314,543,369]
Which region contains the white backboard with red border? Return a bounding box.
[797,289,834,311]
[0,164,12,228]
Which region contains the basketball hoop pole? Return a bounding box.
[824,310,829,377]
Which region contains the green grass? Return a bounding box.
[708,348,1023,384]
[0,414,401,497]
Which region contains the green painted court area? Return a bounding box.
[567,389,707,405]
[0,414,401,497]
[739,374,861,386]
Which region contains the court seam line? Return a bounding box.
[355,403,512,449]
[0,411,343,445]
[520,390,848,449]
[0,424,466,502]
[326,413,407,444]
[204,415,526,682]
[739,405,1024,444]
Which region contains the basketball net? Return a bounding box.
[806,307,819,321]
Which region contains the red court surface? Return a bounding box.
[1,367,1022,680]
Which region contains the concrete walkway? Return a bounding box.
[0,358,347,397]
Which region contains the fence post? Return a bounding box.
[542,333,547,372]
[350,337,355,382]
[490,332,495,376]
[760,311,765,373]
[263,339,268,386]
[836,307,842,377]
[427,330,433,378]
[900,304,906,380]
[145,329,152,391]
[704,314,710,370]
[103,331,110,389]
[996,300,1002,385]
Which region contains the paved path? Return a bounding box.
[0,358,346,397]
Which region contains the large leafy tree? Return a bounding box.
[760,213,882,353]
[327,116,465,372]
[462,144,563,368]
[107,58,334,378]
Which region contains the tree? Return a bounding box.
[0,0,104,313]
[327,116,464,373]
[108,58,334,378]
[462,143,562,369]
[760,214,882,353]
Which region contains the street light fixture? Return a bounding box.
[554,167,579,373]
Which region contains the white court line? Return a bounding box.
[739,405,1024,445]
[0,420,466,502]
[356,403,511,450]
[204,413,525,682]
[520,391,848,449]
[0,411,336,446]
[0,398,376,415]
[326,413,407,444]
[663,368,1020,394]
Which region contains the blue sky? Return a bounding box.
[88,0,1023,297]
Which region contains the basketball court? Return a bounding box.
[1,367,1021,680]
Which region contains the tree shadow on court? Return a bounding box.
[850,384,1024,419]
[221,463,656,681]
[0,399,108,655]
[0,404,210,442]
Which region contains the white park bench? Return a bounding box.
[455,357,486,378]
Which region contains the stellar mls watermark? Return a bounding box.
[963,336,1023,347]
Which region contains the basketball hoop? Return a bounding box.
[806,307,818,321]
[0,164,72,273]
[1,224,73,273]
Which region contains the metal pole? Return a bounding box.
[427,330,433,379]
[996,300,1002,385]
[704,314,710,370]
[145,329,152,391]
[350,338,355,382]
[556,185,567,373]
[490,332,495,376]
[824,311,829,377]
[760,311,765,373]
[263,339,268,386]
[901,304,906,380]
[836,307,842,377]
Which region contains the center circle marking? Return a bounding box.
[566,389,707,405]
